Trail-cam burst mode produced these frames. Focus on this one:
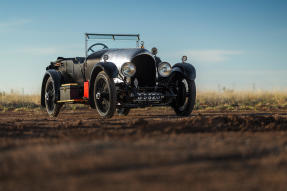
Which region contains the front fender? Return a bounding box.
[171,63,196,80]
[40,70,62,108]
[89,62,119,108]
[90,62,119,80]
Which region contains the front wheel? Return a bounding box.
[93,71,117,118]
[171,79,196,116]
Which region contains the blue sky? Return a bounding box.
[0,0,286,93]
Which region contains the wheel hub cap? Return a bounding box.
[96,92,101,100]
[45,93,50,101]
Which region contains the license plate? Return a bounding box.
[135,92,164,101]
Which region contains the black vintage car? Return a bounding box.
[41,33,196,118]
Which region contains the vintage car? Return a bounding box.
[41,33,196,118]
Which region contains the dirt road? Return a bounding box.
[1,107,287,191]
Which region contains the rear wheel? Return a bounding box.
[93,71,116,118]
[171,78,196,116]
[44,77,63,117]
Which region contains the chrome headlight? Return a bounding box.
[158,62,172,77]
[121,62,136,77]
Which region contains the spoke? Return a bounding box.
[100,80,105,92]
[102,98,110,111]
[101,92,109,99]
[45,81,56,111]
[48,91,53,97]
[103,83,108,91]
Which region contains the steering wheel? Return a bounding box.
[87,43,109,54]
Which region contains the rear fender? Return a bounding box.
[41,70,62,108]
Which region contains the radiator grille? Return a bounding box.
[132,55,156,87]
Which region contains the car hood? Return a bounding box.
[87,48,155,69]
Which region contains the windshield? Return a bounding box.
[86,33,140,41]
[85,33,142,56]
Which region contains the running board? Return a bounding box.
[57,99,88,103]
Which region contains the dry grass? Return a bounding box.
[0,90,287,112]
[196,90,287,111]
[0,92,40,111]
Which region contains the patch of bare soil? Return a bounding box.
[1,108,287,191]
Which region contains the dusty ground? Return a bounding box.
[1,107,287,191]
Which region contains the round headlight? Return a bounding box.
[158,62,172,77]
[121,62,136,77]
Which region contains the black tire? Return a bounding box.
[171,79,196,116]
[117,108,130,116]
[44,77,63,117]
[93,71,116,118]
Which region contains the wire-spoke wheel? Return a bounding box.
[44,77,63,117]
[93,71,116,118]
[171,78,196,116]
